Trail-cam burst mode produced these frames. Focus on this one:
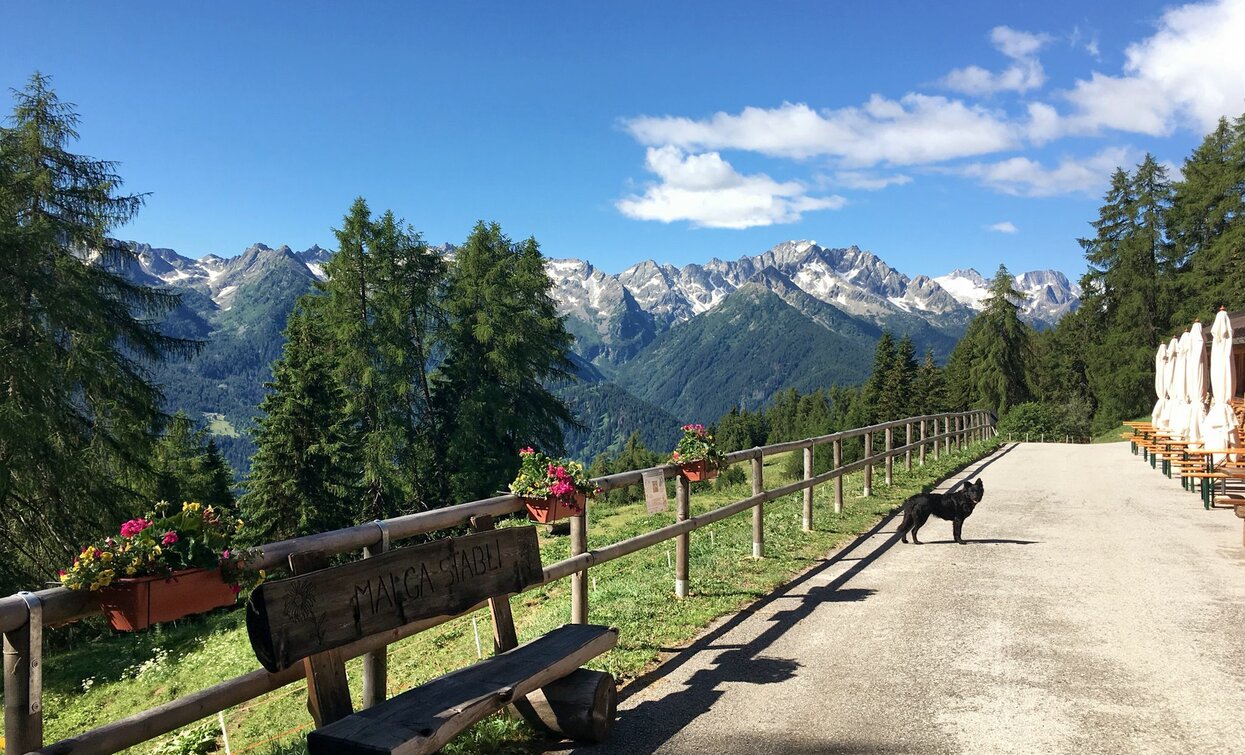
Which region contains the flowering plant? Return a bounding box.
[509,447,597,515]
[60,501,264,594]
[670,424,724,466]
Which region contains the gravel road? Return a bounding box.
[563,442,1245,755]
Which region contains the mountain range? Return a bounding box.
[120,239,1080,470]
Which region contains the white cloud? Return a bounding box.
[1057,0,1245,136]
[941,26,1049,95]
[958,147,1135,197]
[830,171,913,190]
[991,26,1050,59]
[615,146,846,229]
[623,97,1018,167]
[987,221,1019,234]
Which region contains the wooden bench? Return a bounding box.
[245,519,618,754]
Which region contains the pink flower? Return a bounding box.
[520,447,535,455]
[120,518,153,538]
[221,549,231,560]
[161,531,179,545]
[554,465,567,478]
[230,584,242,595]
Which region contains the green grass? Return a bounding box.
[203,412,240,438]
[1092,416,1148,444]
[14,438,1000,754]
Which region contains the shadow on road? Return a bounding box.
[551,450,1004,754]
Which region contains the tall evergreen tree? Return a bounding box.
[881,335,918,419]
[434,222,576,503]
[975,265,1034,415]
[0,74,195,591]
[912,348,947,415]
[148,411,235,509]
[241,304,356,544]
[1079,156,1174,428]
[862,332,896,424]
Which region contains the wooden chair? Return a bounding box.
[246,520,618,754]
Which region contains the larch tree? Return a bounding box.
[0,74,195,591]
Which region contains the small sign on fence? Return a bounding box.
[643,469,669,513]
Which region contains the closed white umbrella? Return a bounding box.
[1152,342,1168,426]
[1166,333,1190,438]
[1201,310,1237,463]
[1159,336,1181,431]
[1185,322,1206,447]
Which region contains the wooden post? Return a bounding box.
[675,475,690,598]
[3,593,42,755]
[751,453,764,558]
[905,422,913,471]
[863,431,873,497]
[571,511,588,624]
[959,415,965,450]
[884,426,893,485]
[943,417,951,456]
[470,516,518,653]
[833,438,844,513]
[919,419,926,466]
[361,522,390,708]
[288,552,353,728]
[802,444,814,532]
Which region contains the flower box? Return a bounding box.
[678,459,719,482]
[96,567,236,632]
[521,493,587,523]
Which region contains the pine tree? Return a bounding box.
[240,304,356,544]
[1079,156,1174,428]
[0,74,195,591]
[912,349,947,414]
[862,332,896,424]
[881,335,918,419]
[974,265,1034,416]
[1169,116,1245,319]
[434,222,576,503]
[148,412,235,509]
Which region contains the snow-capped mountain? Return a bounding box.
[934,268,1082,328]
[119,238,1079,353]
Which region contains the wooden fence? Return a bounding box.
[1,409,995,755]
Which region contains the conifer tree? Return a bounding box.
[881,335,918,419]
[912,348,947,415]
[241,304,356,543]
[0,74,195,590]
[975,265,1034,415]
[148,412,235,509]
[862,332,896,424]
[434,222,576,503]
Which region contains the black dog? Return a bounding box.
[897,478,984,545]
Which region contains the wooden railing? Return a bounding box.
[1,409,995,755]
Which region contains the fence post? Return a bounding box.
[802,443,814,532]
[833,438,844,514]
[675,475,690,598]
[919,419,926,466]
[4,593,43,754]
[362,522,390,707]
[570,511,588,623]
[905,422,913,471]
[884,426,894,485]
[956,416,964,451]
[752,452,764,558]
[943,417,951,456]
[863,431,873,497]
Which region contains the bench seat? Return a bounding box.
[308,623,618,755]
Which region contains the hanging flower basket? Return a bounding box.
[521,492,588,523]
[677,459,719,482]
[96,567,237,632]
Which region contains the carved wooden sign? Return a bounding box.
[247,527,542,673]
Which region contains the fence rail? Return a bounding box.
[2,409,995,755]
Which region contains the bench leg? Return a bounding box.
[515,668,617,744]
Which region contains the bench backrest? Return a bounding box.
[247,526,543,673]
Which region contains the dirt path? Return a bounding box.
[565,442,1245,754]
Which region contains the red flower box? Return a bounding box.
[678,459,719,482]
[522,493,587,523]
[96,567,236,631]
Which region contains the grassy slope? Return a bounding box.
[1092,416,1149,444]
[19,438,1000,755]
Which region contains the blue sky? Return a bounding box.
[4,1,1243,279]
